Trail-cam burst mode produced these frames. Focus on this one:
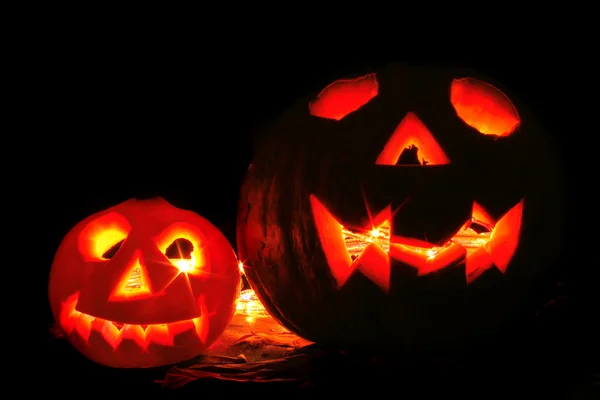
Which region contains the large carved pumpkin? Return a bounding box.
[49,197,240,368]
[236,64,564,354]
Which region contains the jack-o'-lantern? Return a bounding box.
[49,197,241,368]
[237,64,565,354]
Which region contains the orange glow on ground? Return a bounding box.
[451,78,520,137]
[376,112,450,165]
[310,195,524,289]
[309,73,379,120]
[235,261,269,324]
[235,289,270,324]
[59,292,211,351]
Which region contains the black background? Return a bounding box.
[35,31,595,397]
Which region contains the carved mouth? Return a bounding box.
[59,292,211,351]
[310,195,524,292]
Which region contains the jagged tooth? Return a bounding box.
[99,320,122,349]
[194,295,210,343]
[146,323,173,347]
[119,324,147,349]
[74,314,94,342]
[354,243,390,292]
[111,321,124,330]
[141,324,149,331]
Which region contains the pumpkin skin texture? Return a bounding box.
[49,197,240,368]
[236,64,564,355]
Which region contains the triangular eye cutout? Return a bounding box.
[109,252,152,301]
[376,112,450,166]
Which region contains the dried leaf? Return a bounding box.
[158,347,328,388]
[233,331,306,348]
[536,296,568,317]
[185,354,248,365]
[49,323,65,339]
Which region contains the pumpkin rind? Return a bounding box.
[236,63,565,354]
[49,197,241,368]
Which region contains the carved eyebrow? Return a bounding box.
[309,73,379,121]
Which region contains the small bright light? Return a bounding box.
[426,249,438,259]
[238,261,245,274]
[172,258,194,273]
[371,229,380,238]
[235,289,269,323]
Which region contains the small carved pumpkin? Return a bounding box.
[237,64,564,354]
[49,197,240,368]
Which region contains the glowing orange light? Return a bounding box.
[155,223,206,276]
[171,258,194,273]
[235,289,269,324]
[344,220,391,256]
[109,251,152,301]
[483,199,524,273]
[390,242,467,276]
[451,78,520,137]
[59,292,210,350]
[310,195,524,288]
[50,197,243,368]
[311,195,391,291]
[309,73,379,121]
[376,112,450,166]
[78,211,131,261]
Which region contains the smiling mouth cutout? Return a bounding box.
[59,291,211,352]
[310,195,524,292]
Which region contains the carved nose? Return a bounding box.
[376,112,450,166]
[108,248,181,302]
[109,251,151,301]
